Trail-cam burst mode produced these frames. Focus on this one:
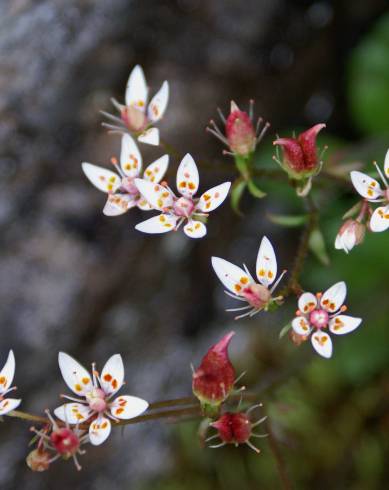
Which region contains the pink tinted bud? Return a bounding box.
[335,219,365,253]
[242,284,271,309]
[26,448,51,472]
[226,102,256,156]
[212,412,252,444]
[192,332,236,408]
[121,105,148,132]
[50,428,80,456]
[274,123,325,177]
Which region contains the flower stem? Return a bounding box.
[265,418,292,490]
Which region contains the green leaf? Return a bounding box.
[279,322,292,339]
[308,227,330,266]
[342,201,362,220]
[267,213,308,227]
[247,178,266,198]
[230,179,247,215]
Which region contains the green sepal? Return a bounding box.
[267,213,308,227]
[279,322,292,339]
[231,178,247,215]
[308,227,330,266]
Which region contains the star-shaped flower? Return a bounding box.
[0,350,21,415]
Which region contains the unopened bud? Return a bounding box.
[26,448,51,472]
[212,412,251,445]
[226,102,256,156]
[335,219,365,254]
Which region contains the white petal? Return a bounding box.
[0,398,21,416]
[321,281,347,313]
[329,315,362,335]
[103,194,137,217]
[211,257,252,295]
[147,81,169,122]
[58,352,92,397]
[110,395,149,420]
[370,205,389,232]
[184,220,207,238]
[311,331,333,358]
[292,317,312,336]
[298,292,318,314]
[82,163,121,193]
[100,354,124,396]
[125,65,148,110]
[176,154,199,197]
[120,134,142,177]
[134,179,174,211]
[143,154,169,183]
[54,403,92,424]
[196,182,231,213]
[137,199,153,211]
[138,127,159,146]
[384,148,389,179]
[255,236,277,286]
[0,350,15,393]
[135,214,178,234]
[89,415,111,446]
[350,171,383,200]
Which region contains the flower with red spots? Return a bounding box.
[0,350,21,416]
[82,134,169,216]
[212,236,286,320]
[291,282,362,358]
[207,101,270,158]
[350,148,389,233]
[102,65,169,146]
[54,353,149,445]
[192,332,236,415]
[206,405,267,453]
[134,154,231,238]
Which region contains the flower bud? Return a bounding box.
[211,412,252,445]
[273,123,326,178]
[225,102,257,156]
[50,428,80,457]
[335,219,365,254]
[192,332,236,414]
[26,448,51,472]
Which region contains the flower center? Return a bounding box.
[50,428,80,456]
[85,388,107,412]
[309,309,329,329]
[120,176,139,196]
[121,105,148,132]
[242,283,271,309]
[173,196,195,217]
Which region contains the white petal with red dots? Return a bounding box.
[329,315,362,335]
[135,214,178,234]
[82,163,121,194]
[292,316,312,336]
[320,281,346,313]
[147,81,169,122]
[298,292,317,314]
[138,127,159,146]
[54,403,92,424]
[311,331,333,358]
[196,182,231,212]
[100,354,124,396]
[120,134,142,177]
[370,205,389,232]
[211,257,252,295]
[256,236,277,286]
[103,194,137,217]
[89,415,112,446]
[134,179,174,211]
[0,398,21,416]
[0,350,15,393]
[125,65,148,110]
[176,154,199,197]
[110,395,149,420]
[184,220,207,238]
[143,154,169,184]
[58,352,93,397]
[350,171,383,201]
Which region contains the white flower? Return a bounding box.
[134,154,231,238]
[0,350,21,415]
[54,353,149,446]
[102,65,169,146]
[211,236,286,319]
[292,282,362,358]
[334,219,365,254]
[350,148,389,232]
[82,134,169,216]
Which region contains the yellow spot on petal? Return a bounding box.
[75,384,82,392]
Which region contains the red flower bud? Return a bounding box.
[26,448,51,472]
[226,102,256,156]
[273,124,326,178]
[192,332,236,411]
[212,412,251,444]
[50,427,80,457]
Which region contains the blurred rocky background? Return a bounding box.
[0,0,388,489]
